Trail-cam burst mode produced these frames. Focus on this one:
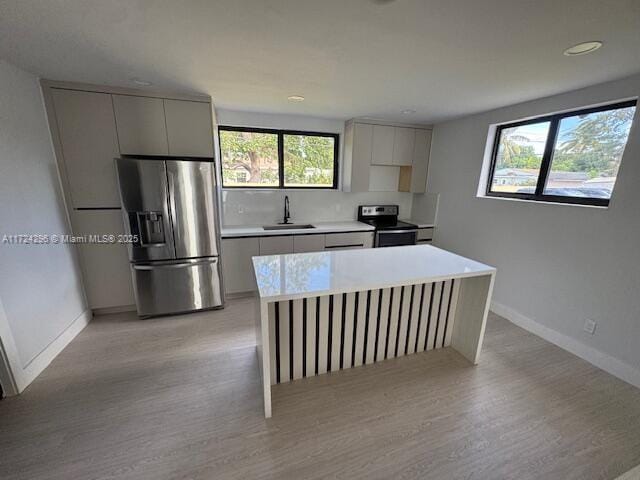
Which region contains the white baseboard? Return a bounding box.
[491,301,640,390]
[92,304,136,315]
[13,308,92,393]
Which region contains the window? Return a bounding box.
[219,126,339,189]
[486,100,636,206]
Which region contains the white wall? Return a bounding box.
[421,74,640,386]
[215,109,414,226]
[0,60,89,393]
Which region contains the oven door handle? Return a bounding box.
[377,229,418,234]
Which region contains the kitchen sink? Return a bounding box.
[263,224,315,231]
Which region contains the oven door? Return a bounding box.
[375,229,417,248]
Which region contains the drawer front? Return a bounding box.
[417,228,434,241]
[324,232,373,249]
[259,236,294,255]
[132,258,222,317]
[293,234,326,253]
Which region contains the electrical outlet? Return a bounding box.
[583,319,597,335]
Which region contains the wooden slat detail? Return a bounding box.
[406,285,420,355]
[292,299,304,380]
[317,296,330,375]
[353,291,367,367]
[436,281,452,348]
[416,283,432,353]
[397,286,412,356]
[268,302,277,385]
[386,287,400,359]
[305,298,317,377]
[330,294,343,372]
[342,292,356,369]
[376,288,391,361]
[365,290,379,365]
[268,282,457,384]
[444,279,460,347]
[278,301,291,383]
[426,282,442,351]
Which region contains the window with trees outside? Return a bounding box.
[219,126,339,189]
[486,100,636,206]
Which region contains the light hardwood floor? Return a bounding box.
[1,297,640,480]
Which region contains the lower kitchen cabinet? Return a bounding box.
[71,210,135,309]
[416,227,434,243]
[221,238,260,294]
[221,231,374,295]
[259,236,294,255]
[325,232,374,249]
[293,234,325,253]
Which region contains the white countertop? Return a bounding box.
[400,219,435,228]
[252,244,495,302]
[221,221,374,238]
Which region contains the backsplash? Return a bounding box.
[221,190,413,226]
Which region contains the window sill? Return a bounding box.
[477,194,609,209]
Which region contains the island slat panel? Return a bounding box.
[268,279,459,385]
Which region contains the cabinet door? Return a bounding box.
[348,123,373,192]
[369,166,400,191]
[259,236,294,255]
[371,125,395,165]
[221,237,260,294]
[164,99,214,157]
[410,129,432,193]
[51,89,121,208]
[392,127,415,166]
[71,210,135,309]
[293,234,326,253]
[325,232,374,249]
[112,95,168,155]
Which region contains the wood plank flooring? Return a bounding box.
[1,297,640,479]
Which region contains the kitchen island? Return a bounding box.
[252,244,496,418]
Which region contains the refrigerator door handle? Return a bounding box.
[133,258,218,270]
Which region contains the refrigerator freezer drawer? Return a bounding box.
[131,258,223,317]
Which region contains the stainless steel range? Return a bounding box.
[357,205,418,247]
[115,156,223,317]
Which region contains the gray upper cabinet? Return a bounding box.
[371,125,395,165]
[113,95,169,155]
[164,99,214,157]
[392,127,415,166]
[410,129,432,193]
[51,89,121,208]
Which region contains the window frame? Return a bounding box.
[485,99,637,207]
[218,125,340,190]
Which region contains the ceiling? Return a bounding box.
[1,0,639,124]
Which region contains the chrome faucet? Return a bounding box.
[281,195,291,224]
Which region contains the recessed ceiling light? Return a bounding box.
[131,78,153,86]
[287,95,305,102]
[563,41,603,56]
[402,109,416,114]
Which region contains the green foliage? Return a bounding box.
[220,130,335,186]
[283,135,334,186]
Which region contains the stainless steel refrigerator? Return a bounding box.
[115,157,223,317]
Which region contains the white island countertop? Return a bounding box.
[252,244,495,302]
[221,220,374,238]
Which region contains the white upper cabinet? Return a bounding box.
[343,120,432,193]
[113,95,169,156]
[343,122,373,192]
[371,125,395,165]
[392,127,415,166]
[410,129,432,193]
[164,99,214,157]
[51,89,121,208]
